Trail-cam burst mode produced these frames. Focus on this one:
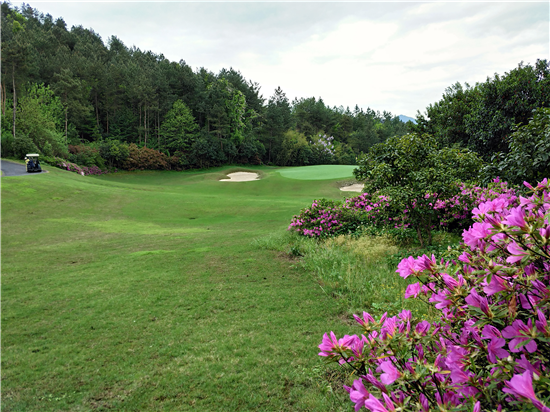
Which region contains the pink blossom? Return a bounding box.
[465,288,491,315]
[483,274,510,295]
[404,282,421,299]
[364,394,390,412]
[354,311,376,329]
[377,360,400,385]
[502,319,537,353]
[349,379,369,411]
[396,256,420,279]
[503,371,549,411]
[506,241,529,263]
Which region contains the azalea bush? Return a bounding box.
[288,180,515,241]
[318,179,550,412]
[47,156,116,176]
[288,198,364,238]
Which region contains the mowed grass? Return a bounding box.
[2,165,356,412]
[277,165,357,181]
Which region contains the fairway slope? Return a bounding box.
[2,166,350,411]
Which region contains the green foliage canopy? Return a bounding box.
[354,133,483,246]
[482,107,550,186]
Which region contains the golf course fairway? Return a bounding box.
[277,165,357,180]
[2,165,355,412]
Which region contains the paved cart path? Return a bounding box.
[1,160,46,177]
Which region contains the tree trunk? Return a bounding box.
[139,104,142,145]
[95,93,99,129]
[416,226,425,248]
[144,106,148,147]
[157,109,160,150]
[64,107,68,144]
[12,65,16,139]
[1,78,5,116]
[268,133,272,163]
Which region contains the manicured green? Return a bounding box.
[2,165,356,411]
[277,165,357,180]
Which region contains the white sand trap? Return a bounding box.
[220,172,259,182]
[340,183,364,192]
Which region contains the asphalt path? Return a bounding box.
[1,160,46,177]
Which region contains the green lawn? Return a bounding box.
[2,165,355,411]
[277,165,357,181]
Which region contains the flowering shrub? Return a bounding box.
[318,179,550,411]
[435,179,517,231]
[310,134,336,164]
[52,157,116,176]
[287,198,361,237]
[289,180,515,240]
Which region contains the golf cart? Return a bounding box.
[25,154,42,173]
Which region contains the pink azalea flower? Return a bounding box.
[353,311,375,328]
[503,371,549,411]
[404,282,421,299]
[483,274,510,295]
[417,254,437,272]
[502,319,537,353]
[465,288,491,315]
[486,337,509,363]
[377,360,400,385]
[503,207,529,231]
[441,273,460,290]
[515,354,541,376]
[396,256,420,278]
[364,394,391,412]
[381,393,396,411]
[429,290,452,309]
[318,332,356,357]
[506,241,529,263]
[364,371,386,392]
[349,379,369,412]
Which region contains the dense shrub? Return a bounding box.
[122,143,179,171]
[482,107,550,186]
[98,139,130,169]
[319,179,550,412]
[68,144,105,168]
[354,133,483,245]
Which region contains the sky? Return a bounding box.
[18,1,550,118]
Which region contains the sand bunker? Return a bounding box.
[340,183,364,192]
[220,172,260,182]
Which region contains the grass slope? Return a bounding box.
[2,165,354,411]
[277,165,357,181]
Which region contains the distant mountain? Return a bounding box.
[398,115,417,124]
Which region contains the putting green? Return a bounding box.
[278,165,357,180]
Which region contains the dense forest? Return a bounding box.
[0,2,410,170]
[1,2,548,174]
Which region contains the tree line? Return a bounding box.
[2,2,547,174]
[0,2,410,169]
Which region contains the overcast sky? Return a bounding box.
[19,1,550,117]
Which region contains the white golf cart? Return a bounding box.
[25,154,42,173]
